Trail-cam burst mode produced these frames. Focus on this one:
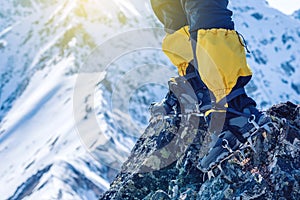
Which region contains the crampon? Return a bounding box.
[197,115,277,179]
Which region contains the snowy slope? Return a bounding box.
[230,0,300,108]
[0,0,158,199]
[0,0,299,199]
[292,9,300,20]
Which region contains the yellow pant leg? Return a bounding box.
[162,26,193,76]
[195,29,252,103]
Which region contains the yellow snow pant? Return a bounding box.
[162,26,193,76]
[162,27,252,104]
[195,29,252,103]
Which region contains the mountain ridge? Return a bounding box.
[100,102,300,199]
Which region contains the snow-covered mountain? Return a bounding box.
[292,9,300,20]
[0,0,299,199]
[230,0,300,107]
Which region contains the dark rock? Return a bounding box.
[145,190,171,200]
[100,102,300,200]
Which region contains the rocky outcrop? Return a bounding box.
[100,102,300,199]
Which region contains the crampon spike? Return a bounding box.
[236,149,246,160]
[262,123,272,133]
[247,137,256,153]
[208,170,215,180]
[217,164,223,173]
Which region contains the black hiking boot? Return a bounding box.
[198,106,272,172]
[149,73,211,119]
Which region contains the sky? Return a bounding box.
[266,0,300,14]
